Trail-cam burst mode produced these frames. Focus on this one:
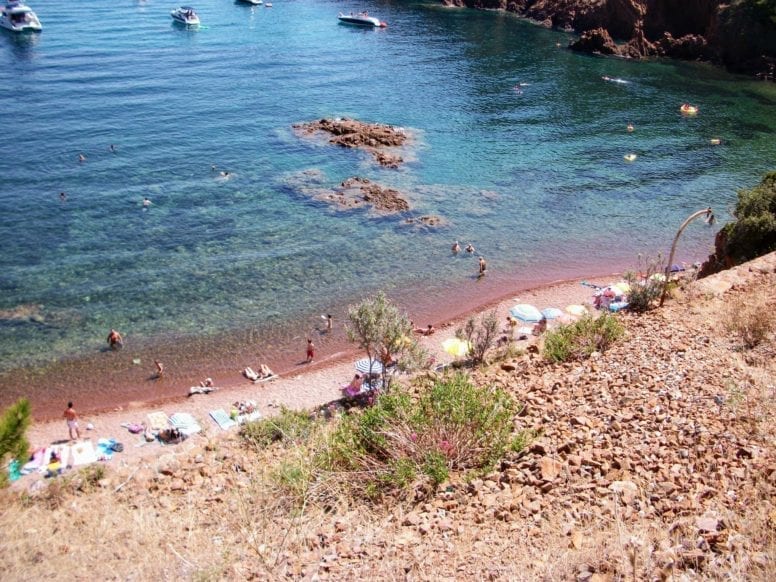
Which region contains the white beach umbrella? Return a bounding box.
[509,303,543,323]
[355,358,383,375]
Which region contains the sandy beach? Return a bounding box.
[22,274,619,471]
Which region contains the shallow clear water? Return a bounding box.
[1,1,775,413]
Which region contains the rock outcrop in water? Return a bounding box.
[331,177,410,213]
[293,118,408,168]
[443,0,776,79]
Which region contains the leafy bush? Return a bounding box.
[723,295,776,349]
[543,314,624,363]
[346,291,424,388]
[722,171,776,264]
[0,398,31,488]
[240,407,317,450]
[456,310,499,364]
[325,373,516,497]
[623,254,666,313]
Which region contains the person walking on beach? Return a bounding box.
[154,360,164,379]
[306,339,315,363]
[107,328,123,350]
[64,402,81,441]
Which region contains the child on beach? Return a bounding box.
[107,328,123,349]
[306,339,315,363]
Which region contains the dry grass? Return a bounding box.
[723,292,776,349]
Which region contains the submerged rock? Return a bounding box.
[293,118,408,167]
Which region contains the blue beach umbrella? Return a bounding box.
[355,358,383,375]
[541,307,563,320]
[509,303,543,323]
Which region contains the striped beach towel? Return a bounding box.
[209,409,237,430]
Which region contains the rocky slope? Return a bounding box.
[1,254,774,579]
[444,0,776,79]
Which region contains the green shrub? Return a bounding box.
[325,373,516,497]
[722,171,776,264]
[456,310,499,364]
[0,398,31,488]
[543,314,624,363]
[240,407,316,450]
[623,254,666,313]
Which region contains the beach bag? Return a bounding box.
[111,442,124,453]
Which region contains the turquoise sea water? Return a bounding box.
[1,1,775,415]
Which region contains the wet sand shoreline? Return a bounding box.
[21,272,625,462]
[4,266,624,422]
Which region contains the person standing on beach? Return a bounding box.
[326,314,333,332]
[107,328,123,350]
[306,339,315,363]
[64,402,81,441]
[478,256,487,276]
[154,360,164,378]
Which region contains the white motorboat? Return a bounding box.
[170,6,200,26]
[237,0,262,5]
[337,12,386,28]
[0,1,42,32]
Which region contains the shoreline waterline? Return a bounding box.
[8,266,633,422]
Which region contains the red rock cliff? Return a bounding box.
[442,0,776,78]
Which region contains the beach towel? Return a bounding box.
[70,440,99,466]
[209,409,237,430]
[97,439,116,461]
[169,412,202,436]
[146,411,170,432]
[236,410,263,425]
[253,374,278,384]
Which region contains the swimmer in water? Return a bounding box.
[465,243,475,254]
[626,123,634,133]
[452,241,460,254]
[109,144,116,153]
[59,192,67,202]
[143,197,152,207]
[78,153,86,163]
[220,171,230,178]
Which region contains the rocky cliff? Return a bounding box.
[444,0,776,78]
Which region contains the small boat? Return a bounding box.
[171,6,200,26]
[237,0,262,5]
[624,153,637,162]
[0,1,42,32]
[680,103,699,115]
[338,11,387,28]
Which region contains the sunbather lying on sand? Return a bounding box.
[413,324,435,336]
[243,365,275,382]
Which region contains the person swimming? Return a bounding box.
[143,197,152,207]
[78,153,86,163]
[452,241,460,254]
[465,243,475,254]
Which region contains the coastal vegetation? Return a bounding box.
[542,313,624,363]
[456,310,500,365]
[721,171,776,264]
[0,399,30,488]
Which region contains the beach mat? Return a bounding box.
[70,440,99,466]
[169,412,202,436]
[209,409,237,430]
[146,411,170,432]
